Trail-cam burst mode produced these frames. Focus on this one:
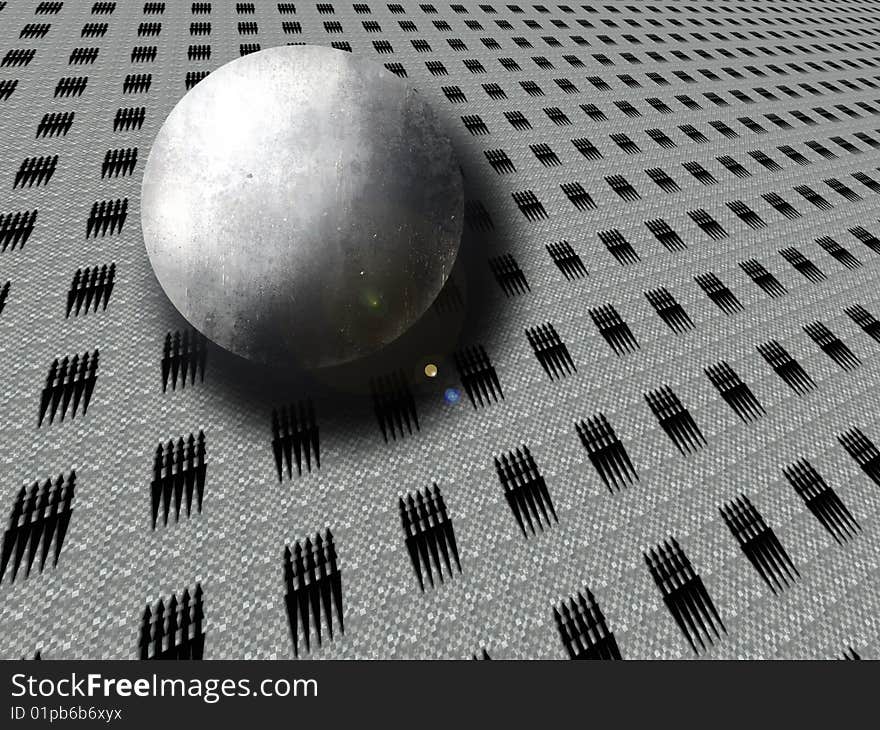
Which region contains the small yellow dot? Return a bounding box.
[424,363,438,378]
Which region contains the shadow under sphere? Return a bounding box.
[141,45,464,370]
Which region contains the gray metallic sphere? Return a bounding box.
[141,45,464,369]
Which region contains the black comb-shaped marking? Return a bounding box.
[757,340,816,395]
[283,529,344,657]
[66,264,115,317]
[645,287,694,333]
[525,322,575,379]
[453,345,503,408]
[488,253,529,296]
[720,494,799,594]
[370,370,419,442]
[844,304,880,344]
[739,259,787,298]
[160,329,207,392]
[705,360,765,422]
[138,583,204,660]
[838,427,880,487]
[0,209,37,252]
[546,239,588,279]
[590,304,639,355]
[644,385,706,454]
[38,350,99,426]
[803,321,860,371]
[554,588,622,660]
[645,538,726,655]
[271,400,319,480]
[495,446,558,537]
[0,472,75,584]
[399,484,461,591]
[149,431,206,529]
[575,414,638,492]
[783,459,861,544]
[695,272,743,315]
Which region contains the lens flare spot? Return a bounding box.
[424,363,438,378]
[444,387,461,404]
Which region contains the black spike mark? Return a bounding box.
[645,287,694,333]
[512,189,548,221]
[756,340,816,395]
[546,240,588,279]
[739,259,787,298]
[453,345,503,408]
[560,182,596,210]
[848,225,880,256]
[484,148,515,174]
[0,281,9,316]
[779,246,826,283]
[185,70,210,89]
[720,495,799,594]
[283,529,344,657]
[0,471,75,584]
[1,49,36,68]
[554,588,622,660]
[0,79,18,101]
[66,264,115,317]
[844,304,880,344]
[81,23,108,37]
[131,46,157,63]
[101,148,137,178]
[160,329,207,392]
[139,583,205,659]
[783,459,861,544]
[472,649,492,660]
[803,321,861,371]
[113,107,145,132]
[575,414,638,492]
[525,323,575,379]
[488,253,529,296]
[370,370,419,442]
[463,200,494,231]
[688,208,728,240]
[841,646,862,660]
[590,304,639,355]
[271,400,319,481]
[838,427,880,487]
[816,236,861,270]
[38,350,99,426]
[399,484,461,591]
[85,198,127,238]
[13,156,58,188]
[1,209,38,252]
[694,272,743,315]
[149,431,206,529]
[705,360,765,422]
[122,73,151,93]
[54,76,87,97]
[598,228,639,265]
[495,446,558,537]
[645,386,706,454]
[645,538,726,655]
[138,21,162,36]
[67,48,100,66]
[36,111,74,137]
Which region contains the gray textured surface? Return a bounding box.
[0,0,879,661]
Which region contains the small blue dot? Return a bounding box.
[444,388,461,404]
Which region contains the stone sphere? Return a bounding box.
[141,45,464,369]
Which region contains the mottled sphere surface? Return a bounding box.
[141,45,464,369]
